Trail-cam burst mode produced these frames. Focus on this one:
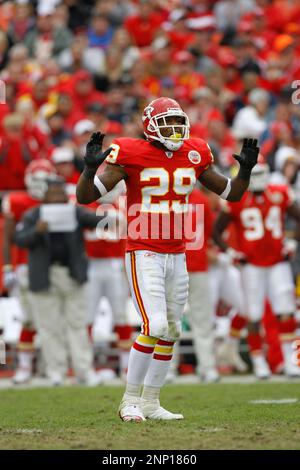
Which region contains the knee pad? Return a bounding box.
[149,316,169,338]
[165,321,182,342]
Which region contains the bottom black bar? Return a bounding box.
[0,450,299,465]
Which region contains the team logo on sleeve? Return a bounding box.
[188,150,201,164]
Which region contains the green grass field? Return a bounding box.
[0,382,300,450]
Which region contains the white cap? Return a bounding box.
[37,2,56,16]
[51,147,74,164]
[73,119,95,136]
[274,146,299,171]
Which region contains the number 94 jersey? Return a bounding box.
[224,185,294,267]
[105,137,213,253]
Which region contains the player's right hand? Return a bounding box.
[84,132,113,169]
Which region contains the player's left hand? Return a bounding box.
[84,132,113,169]
[233,138,259,171]
[227,248,248,265]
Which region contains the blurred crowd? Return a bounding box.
[0,0,300,191]
[1,0,300,384]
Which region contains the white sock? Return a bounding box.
[144,339,174,388]
[18,351,33,371]
[125,334,158,386]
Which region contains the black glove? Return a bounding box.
[84,132,112,170]
[233,138,259,173]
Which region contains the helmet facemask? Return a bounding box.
[25,172,49,200]
[145,110,190,151]
[249,163,270,193]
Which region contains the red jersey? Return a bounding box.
[225,185,293,267]
[2,191,40,265]
[185,188,213,273]
[84,201,126,259]
[105,137,213,253]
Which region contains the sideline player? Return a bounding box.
[84,188,132,379]
[76,97,259,421]
[214,160,300,378]
[2,160,56,383]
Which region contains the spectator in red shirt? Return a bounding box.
[125,1,165,48]
[0,113,37,190]
[55,93,85,132]
[70,69,107,115]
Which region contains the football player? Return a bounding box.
[213,159,300,378]
[84,182,132,379]
[76,97,259,421]
[2,159,56,384]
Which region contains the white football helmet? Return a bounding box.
[249,162,270,193]
[24,159,57,199]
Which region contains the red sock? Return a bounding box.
[262,302,283,372]
[230,314,247,338]
[277,317,297,343]
[115,324,133,350]
[247,332,263,355]
[19,328,35,351]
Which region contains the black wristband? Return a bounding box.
[238,166,252,181]
[83,166,97,179]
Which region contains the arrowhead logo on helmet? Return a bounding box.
[142,97,190,151]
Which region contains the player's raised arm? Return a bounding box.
[76,132,126,204]
[199,138,259,202]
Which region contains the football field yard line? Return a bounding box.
[0,382,300,449]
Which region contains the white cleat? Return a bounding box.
[252,355,271,379]
[80,370,103,387]
[12,368,32,385]
[281,342,300,378]
[165,370,177,384]
[142,400,184,420]
[119,399,145,422]
[217,341,248,372]
[48,372,64,387]
[284,362,300,378]
[201,368,220,383]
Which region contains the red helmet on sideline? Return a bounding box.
[24,159,57,199]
